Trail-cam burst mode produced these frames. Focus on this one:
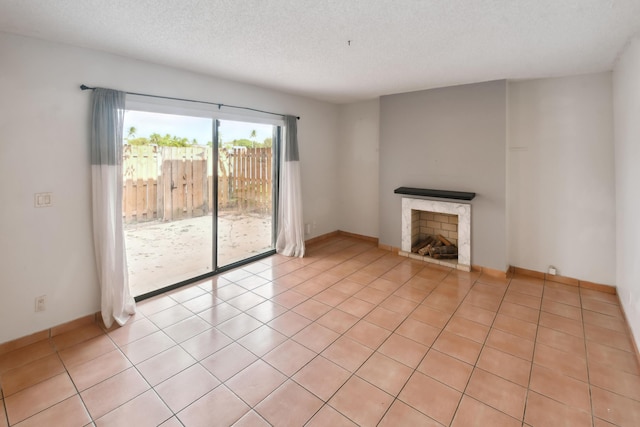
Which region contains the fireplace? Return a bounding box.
[399,197,471,271]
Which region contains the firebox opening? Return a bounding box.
[411,210,458,260]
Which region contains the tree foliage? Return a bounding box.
[221,138,272,148]
[124,127,272,148]
[126,133,200,147]
[225,138,255,148]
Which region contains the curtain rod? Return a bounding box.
[80,85,300,120]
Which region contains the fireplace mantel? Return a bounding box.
[394,187,476,201]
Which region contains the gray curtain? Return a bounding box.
[276,115,305,257]
[91,88,136,328]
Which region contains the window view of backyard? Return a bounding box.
[122,111,276,297]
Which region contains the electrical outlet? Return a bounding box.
[548,266,557,276]
[35,295,46,312]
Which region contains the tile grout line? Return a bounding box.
[528,280,608,424]
[91,317,185,425]
[353,266,450,426]
[1,394,8,427]
[579,285,598,427]
[253,251,422,425]
[520,278,545,427]
[189,240,382,424]
[241,258,483,425]
[372,266,461,425]
[0,241,402,425]
[576,287,638,424]
[150,253,325,421]
[238,252,442,425]
[117,275,294,426]
[0,268,496,424]
[5,237,638,426]
[372,267,492,426]
[79,327,165,425]
[56,348,95,426]
[2,340,83,426]
[239,239,376,424]
[581,290,640,414]
[451,273,522,425]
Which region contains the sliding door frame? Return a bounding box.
[134,114,281,302]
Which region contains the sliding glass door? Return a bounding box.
[122,105,278,297]
[215,119,277,268]
[122,110,214,296]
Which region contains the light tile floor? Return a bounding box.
[1,236,640,426]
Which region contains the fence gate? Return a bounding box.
[156,147,209,222]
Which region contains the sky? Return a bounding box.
[123,110,273,145]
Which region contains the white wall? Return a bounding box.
[507,73,616,284]
[0,32,340,344]
[337,100,380,238]
[613,35,640,347]
[379,81,508,271]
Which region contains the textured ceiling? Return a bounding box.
[1,0,639,103]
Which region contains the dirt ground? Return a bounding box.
[124,211,273,296]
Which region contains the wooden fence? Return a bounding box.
[122,145,273,224]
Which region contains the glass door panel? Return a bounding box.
[123,110,214,296]
[216,119,276,267]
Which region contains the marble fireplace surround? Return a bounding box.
[400,197,471,271]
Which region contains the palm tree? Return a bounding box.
[127,126,137,140]
[250,129,257,148]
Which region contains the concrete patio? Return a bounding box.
[125,211,273,296]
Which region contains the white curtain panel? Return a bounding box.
[276,115,305,257]
[91,88,136,328]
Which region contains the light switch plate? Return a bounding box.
[34,192,53,208]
